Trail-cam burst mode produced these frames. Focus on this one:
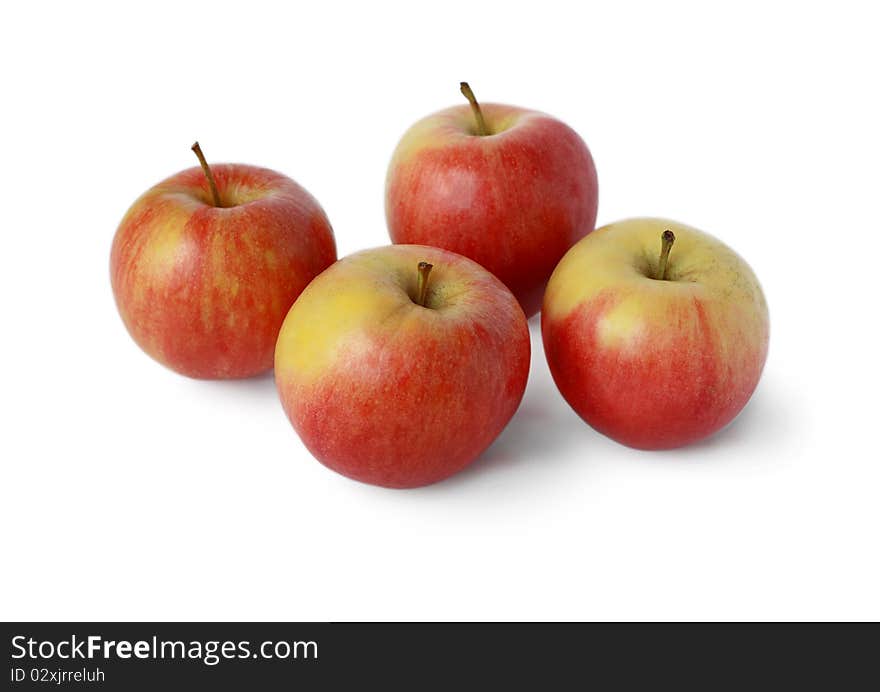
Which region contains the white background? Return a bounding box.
[2,0,878,621]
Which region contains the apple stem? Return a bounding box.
[416,261,434,307]
[657,230,676,280]
[191,141,223,207]
[460,82,490,136]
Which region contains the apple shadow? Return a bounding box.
[450,376,799,488]
[474,391,592,471]
[443,325,598,485]
[444,342,799,485]
[196,369,280,407]
[674,378,799,456]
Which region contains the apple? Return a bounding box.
[385,83,598,318]
[110,143,336,378]
[542,218,769,449]
[274,244,530,488]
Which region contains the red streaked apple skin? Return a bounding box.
[541,218,769,450]
[111,164,336,379]
[386,103,598,318]
[274,245,530,488]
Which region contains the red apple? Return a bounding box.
[111,143,336,379]
[274,244,530,488]
[385,83,598,318]
[542,218,769,449]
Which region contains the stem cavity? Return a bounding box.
[191,141,223,207]
[657,230,676,281]
[460,82,490,136]
[416,261,434,307]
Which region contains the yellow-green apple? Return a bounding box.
[385,83,598,318]
[542,218,769,449]
[274,244,530,488]
[111,143,336,378]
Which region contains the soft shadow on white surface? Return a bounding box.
[676,377,798,457]
[434,317,599,488]
[465,391,590,478]
[197,369,278,399]
[446,361,799,487]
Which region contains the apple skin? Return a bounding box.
[274,244,530,488]
[541,218,769,450]
[111,164,336,378]
[385,103,598,318]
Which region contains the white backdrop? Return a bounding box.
[2,0,878,621]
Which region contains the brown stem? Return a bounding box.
[191,141,223,207]
[416,261,434,307]
[657,230,676,280]
[460,82,490,136]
